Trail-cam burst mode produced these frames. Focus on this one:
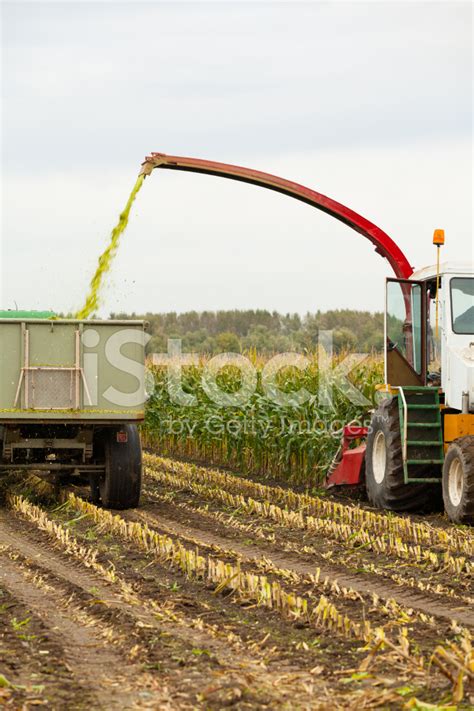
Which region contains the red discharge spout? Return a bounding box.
[140,152,414,280]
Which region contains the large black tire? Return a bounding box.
[442,436,474,525]
[365,397,436,512]
[99,425,142,510]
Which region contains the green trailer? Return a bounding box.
[0,313,146,508]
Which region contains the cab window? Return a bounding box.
[451,277,474,335]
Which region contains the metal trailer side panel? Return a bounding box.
[0,319,146,422]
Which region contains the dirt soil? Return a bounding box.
[0,454,473,710]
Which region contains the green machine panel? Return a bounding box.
[0,319,146,422]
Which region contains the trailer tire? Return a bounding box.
[89,474,101,505]
[365,397,435,512]
[442,436,474,525]
[99,425,142,510]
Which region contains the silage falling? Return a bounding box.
[76,174,145,319]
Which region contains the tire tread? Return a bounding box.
[366,398,437,512]
[442,435,474,524]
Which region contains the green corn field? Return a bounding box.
[142,351,383,484]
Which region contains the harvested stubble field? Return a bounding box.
[0,452,473,710]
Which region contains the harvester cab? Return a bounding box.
[385,261,474,409]
[363,253,474,524]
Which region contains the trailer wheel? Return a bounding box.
[99,425,142,510]
[365,397,434,512]
[442,436,474,524]
[89,474,101,505]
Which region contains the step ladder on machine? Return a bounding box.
[397,386,444,484]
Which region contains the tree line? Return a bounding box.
[109,309,384,354]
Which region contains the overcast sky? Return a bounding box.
[1,1,472,317]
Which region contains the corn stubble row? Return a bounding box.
[7,492,363,655]
[68,490,469,688]
[7,493,278,669]
[59,494,474,699]
[8,494,137,601]
[146,486,471,604]
[8,491,472,700]
[144,453,473,557]
[137,493,435,632]
[67,492,374,640]
[66,493,473,697]
[144,461,472,576]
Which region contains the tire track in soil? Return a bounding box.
[0,584,93,710]
[131,501,474,629]
[0,510,201,710]
[0,509,338,710]
[0,553,153,710]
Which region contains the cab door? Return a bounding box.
[385,279,427,386]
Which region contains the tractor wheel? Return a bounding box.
[442,436,474,524]
[99,425,142,510]
[365,397,435,512]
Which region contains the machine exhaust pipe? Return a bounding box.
[462,391,469,414]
